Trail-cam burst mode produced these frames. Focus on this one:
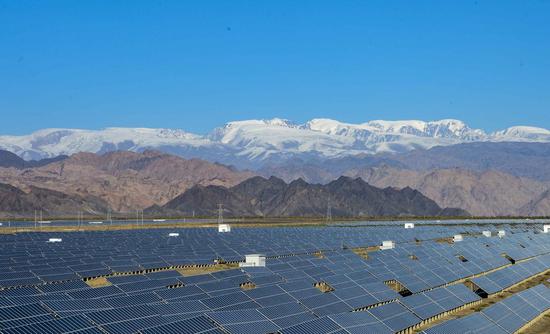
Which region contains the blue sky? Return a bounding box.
[1,0,549,135]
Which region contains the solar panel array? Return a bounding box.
[0,223,549,333]
[423,284,550,334]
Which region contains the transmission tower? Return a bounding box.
[217,204,223,224]
[326,198,332,222]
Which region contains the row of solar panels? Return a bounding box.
[1,225,549,333]
[0,278,484,334]
[1,247,550,333]
[1,229,549,304]
[424,284,550,334]
[471,254,550,295]
[0,226,545,291]
[0,224,528,269]
[0,233,547,302]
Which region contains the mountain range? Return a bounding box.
[259,141,550,183]
[1,118,549,168]
[343,166,549,217]
[0,150,468,218]
[0,150,254,213]
[0,148,548,217]
[0,118,549,218]
[147,176,468,218]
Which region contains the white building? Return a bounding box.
[543,225,550,233]
[218,224,231,233]
[380,240,395,250]
[404,223,415,229]
[453,234,463,242]
[239,254,266,267]
[482,231,492,237]
[498,230,506,238]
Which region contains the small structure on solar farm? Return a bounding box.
[168,233,179,237]
[404,223,415,229]
[380,240,395,250]
[482,231,492,237]
[498,230,506,238]
[453,234,463,242]
[544,225,550,233]
[47,238,62,243]
[239,254,266,267]
[218,224,231,233]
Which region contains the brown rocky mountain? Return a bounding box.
[0,183,108,218]
[149,176,469,217]
[519,190,550,217]
[343,166,550,217]
[1,148,547,218]
[0,150,255,213]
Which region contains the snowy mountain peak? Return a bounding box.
[0,118,548,166]
[364,119,484,139]
[494,126,550,136]
[222,118,297,129]
[492,126,550,142]
[304,118,486,141]
[304,118,369,133]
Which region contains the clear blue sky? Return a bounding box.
[1,0,549,135]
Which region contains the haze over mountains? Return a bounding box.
[0,118,549,218]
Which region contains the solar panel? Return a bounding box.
[369,301,422,333]
[481,302,524,333]
[2,315,96,334]
[0,224,549,334]
[329,311,393,334]
[424,309,494,334]
[140,315,220,334]
[280,316,343,334]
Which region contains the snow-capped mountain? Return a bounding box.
[304,118,485,139]
[491,126,550,142]
[0,118,548,168]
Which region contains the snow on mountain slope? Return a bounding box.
[305,118,486,140]
[0,118,548,166]
[208,118,364,160]
[0,128,216,161]
[491,126,550,142]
